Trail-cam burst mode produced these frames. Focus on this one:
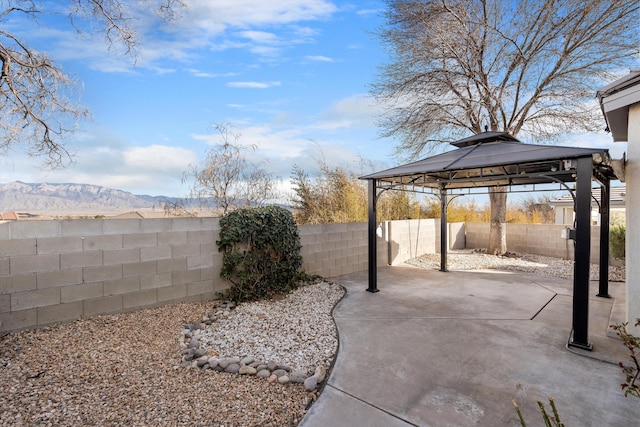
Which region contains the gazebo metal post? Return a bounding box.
[570,156,593,350]
[440,186,448,272]
[597,180,611,298]
[367,179,379,293]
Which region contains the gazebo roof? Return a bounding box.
[362,131,616,350]
[360,132,616,190]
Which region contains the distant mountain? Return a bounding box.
[0,181,183,214]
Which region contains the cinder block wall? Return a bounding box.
[388,219,437,265]
[1,219,397,332]
[386,220,467,266]
[465,222,610,263]
[7,217,615,333]
[0,218,226,332]
[298,222,387,277]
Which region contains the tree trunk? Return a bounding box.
[488,187,507,255]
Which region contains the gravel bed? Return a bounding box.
[196,281,344,374]
[406,249,626,282]
[0,281,345,427]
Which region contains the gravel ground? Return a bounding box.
[406,249,626,282]
[0,281,344,427]
[197,281,344,374]
[0,253,624,426]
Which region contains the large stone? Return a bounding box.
[289,370,307,383]
[277,375,289,384]
[208,357,219,368]
[194,348,208,358]
[314,366,327,383]
[239,365,257,375]
[304,375,318,391]
[272,369,287,378]
[224,363,240,374]
[240,356,255,365]
[180,349,195,360]
[218,357,240,369]
[257,369,271,378]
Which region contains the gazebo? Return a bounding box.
[360,131,618,350]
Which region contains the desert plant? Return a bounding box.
[610,319,640,398]
[610,223,626,260]
[513,398,564,427]
[217,206,304,303]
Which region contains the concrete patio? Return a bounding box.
[300,265,638,426]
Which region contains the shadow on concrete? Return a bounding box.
[300,266,636,427]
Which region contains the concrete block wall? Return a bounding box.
[298,222,387,277]
[0,218,227,332]
[1,219,394,332]
[383,219,466,265]
[465,222,614,264]
[465,222,490,249]
[7,217,612,333]
[388,219,438,265]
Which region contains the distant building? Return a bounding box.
[549,186,626,226]
[111,211,146,219]
[0,212,49,222]
[0,212,19,221]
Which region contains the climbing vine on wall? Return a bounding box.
[217,206,304,302]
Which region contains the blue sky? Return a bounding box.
[0,0,628,199]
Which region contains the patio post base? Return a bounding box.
[568,340,593,351]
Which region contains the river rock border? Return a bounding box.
[178,291,337,392]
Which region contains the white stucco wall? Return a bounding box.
[627,103,640,325]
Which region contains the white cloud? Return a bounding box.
[305,55,334,62]
[19,0,339,73]
[188,120,388,181]
[317,93,384,129]
[237,30,280,44]
[123,145,199,172]
[187,69,237,78]
[0,132,198,197]
[227,81,282,88]
[357,8,383,16]
[177,0,337,30]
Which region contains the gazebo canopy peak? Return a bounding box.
[450,131,520,148]
[360,131,617,191]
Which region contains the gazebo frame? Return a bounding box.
[360,132,618,350]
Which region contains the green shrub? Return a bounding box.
[217,206,304,302]
[610,223,626,260]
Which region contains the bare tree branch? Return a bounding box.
[0,0,186,167]
[373,0,639,153]
[183,123,279,215]
[372,0,639,254]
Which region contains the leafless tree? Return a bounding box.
[183,123,279,216]
[373,0,639,254]
[0,0,185,167]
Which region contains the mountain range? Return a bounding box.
[0,181,184,215]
